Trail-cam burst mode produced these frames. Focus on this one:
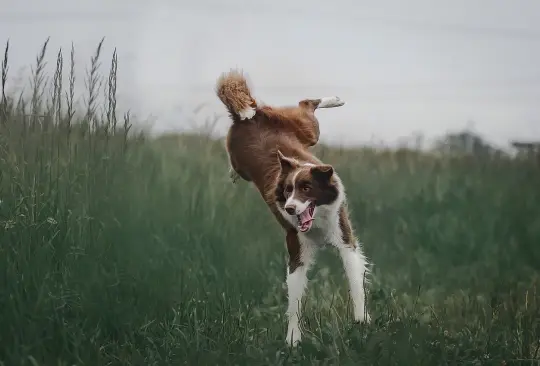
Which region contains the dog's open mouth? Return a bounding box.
[297,202,315,232]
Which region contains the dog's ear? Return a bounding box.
[311,164,334,182]
[277,150,298,174]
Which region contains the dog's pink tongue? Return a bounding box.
[299,209,313,225]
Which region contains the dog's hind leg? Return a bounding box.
[226,151,250,183]
[300,96,345,110]
[316,96,345,109]
[295,97,345,147]
[229,166,240,183]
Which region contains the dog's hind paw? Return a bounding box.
[229,168,240,184]
[317,96,345,108]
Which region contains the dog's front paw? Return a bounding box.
[354,311,371,324]
[286,326,302,347]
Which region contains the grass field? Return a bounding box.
[1,42,540,365]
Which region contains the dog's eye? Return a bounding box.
[301,186,311,192]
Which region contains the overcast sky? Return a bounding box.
[2,0,540,148]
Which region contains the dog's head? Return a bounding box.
[275,150,340,233]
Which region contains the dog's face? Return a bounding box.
[275,151,339,232]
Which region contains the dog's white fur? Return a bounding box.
[317,96,345,109]
[238,106,256,120]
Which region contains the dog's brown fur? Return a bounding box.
[216,71,257,116]
[216,69,347,276]
[216,70,326,228]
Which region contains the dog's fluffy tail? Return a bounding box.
[215,69,257,121]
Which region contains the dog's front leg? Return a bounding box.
[285,231,316,346]
[338,243,371,324]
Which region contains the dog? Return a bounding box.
[215,70,371,346]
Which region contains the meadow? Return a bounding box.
[1,41,539,365]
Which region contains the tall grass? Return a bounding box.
[1,40,539,365]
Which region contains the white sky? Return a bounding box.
[2,0,540,148]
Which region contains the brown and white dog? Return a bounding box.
[215,70,370,346]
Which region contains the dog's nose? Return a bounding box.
[285,206,296,215]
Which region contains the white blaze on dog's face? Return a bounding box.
[275,151,340,232]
